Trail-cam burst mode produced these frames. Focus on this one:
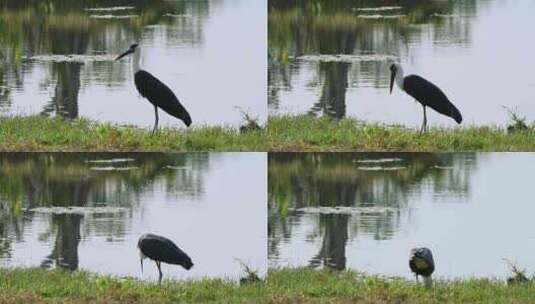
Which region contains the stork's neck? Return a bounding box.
[133,48,142,72]
[395,65,405,90]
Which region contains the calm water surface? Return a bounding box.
[269,153,535,279]
[269,0,535,127]
[0,152,267,281]
[0,0,266,128]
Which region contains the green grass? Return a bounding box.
[1,115,535,151]
[2,267,535,303]
[0,116,267,151]
[0,268,263,303]
[267,268,535,303]
[267,115,535,151]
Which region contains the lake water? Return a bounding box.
[0,152,267,282]
[0,0,266,128]
[269,153,535,279]
[268,0,535,127]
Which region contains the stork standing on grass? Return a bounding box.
[389,63,462,133]
[138,234,193,283]
[116,44,192,134]
[409,247,435,289]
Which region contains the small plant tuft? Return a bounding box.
[236,107,263,134]
[504,259,530,285]
[236,259,262,285]
[503,106,530,133]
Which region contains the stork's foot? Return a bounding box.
[418,125,429,135]
[418,127,425,135]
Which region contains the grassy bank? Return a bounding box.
[268,115,535,151]
[1,268,535,303]
[0,268,263,303]
[1,115,535,151]
[0,116,266,151]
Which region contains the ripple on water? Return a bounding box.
[290,206,397,215]
[294,54,398,63]
[24,206,128,215]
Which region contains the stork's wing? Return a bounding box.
[403,75,462,123]
[134,70,192,126]
[139,234,191,266]
[409,247,435,276]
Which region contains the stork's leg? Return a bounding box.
[424,276,433,289]
[415,274,419,283]
[155,261,163,284]
[152,106,159,136]
[419,105,427,134]
[423,106,428,132]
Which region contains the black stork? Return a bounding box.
[116,44,192,135]
[389,63,462,133]
[409,247,435,289]
[138,233,193,283]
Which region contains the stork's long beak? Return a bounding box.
[390,70,395,94]
[115,49,133,61]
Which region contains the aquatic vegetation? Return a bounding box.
[356,166,406,171]
[163,13,192,18]
[85,158,136,164]
[24,206,129,215]
[84,7,136,12]
[294,54,398,63]
[89,166,139,171]
[353,6,403,12]
[289,206,398,215]
[22,54,116,63]
[353,158,404,164]
[165,165,189,170]
[433,165,455,170]
[88,14,139,19]
[356,14,406,19]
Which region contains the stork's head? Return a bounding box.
[138,247,146,274]
[389,63,399,94]
[181,255,194,270]
[115,44,139,61]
